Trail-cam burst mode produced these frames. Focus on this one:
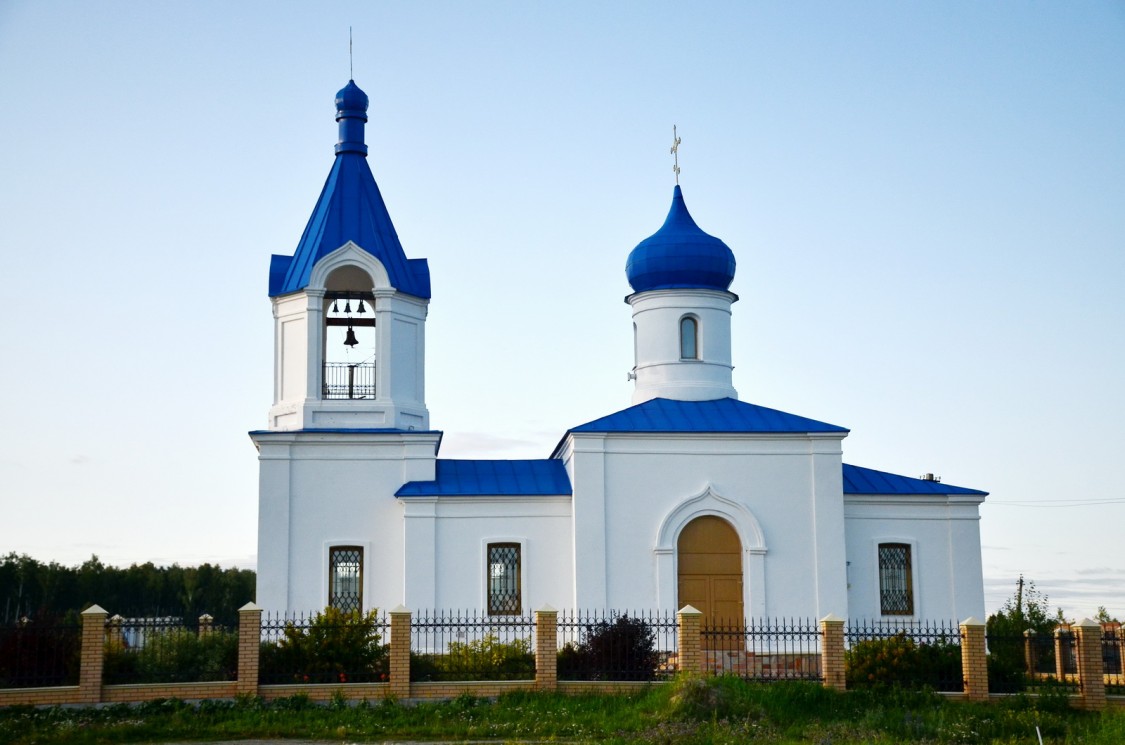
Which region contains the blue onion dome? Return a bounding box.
[335,79,369,116]
[626,185,736,293]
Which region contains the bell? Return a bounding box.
[344,326,358,347]
[344,299,352,314]
[357,299,367,314]
[331,300,339,313]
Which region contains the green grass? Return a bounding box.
[1,678,1122,744]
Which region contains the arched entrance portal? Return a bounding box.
[677,516,744,628]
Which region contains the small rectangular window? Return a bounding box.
[487,543,521,615]
[329,546,363,613]
[878,543,913,615]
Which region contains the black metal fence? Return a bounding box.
[259,609,389,685]
[557,609,678,681]
[1009,630,1081,694]
[0,618,80,688]
[845,619,963,692]
[985,630,1033,694]
[323,362,375,399]
[103,616,237,684]
[1104,629,1123,695]
[702,618,822,682]
[1025,631,1060,676]
[410,610,536,681]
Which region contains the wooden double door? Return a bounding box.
[677,516,744,630]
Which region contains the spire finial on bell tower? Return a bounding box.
[335,79,369,156]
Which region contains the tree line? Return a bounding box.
[0,553,255,626]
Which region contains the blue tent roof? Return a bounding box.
[268,81,430,299]
[842,464,987,496]
[567,397,848,435]
[396,459,572,497]
[626,185,736,293]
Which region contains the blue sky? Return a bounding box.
[1,1,1122,618]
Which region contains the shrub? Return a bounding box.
[103,627,237,684]
[986,635,1029,693]
[259,607,388,684]
[558,615,660,681]
[845,633,960,691]
[666,673,734,719]
[0,619,80,687]
[986,575,1062,692]
[411,635,533,681]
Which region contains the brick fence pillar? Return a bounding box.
[79,604,107,704]
[389,605,412,699]
[677,605,703,675]
[819,613,846,692]
[1054,626,1070,680]
[1023,629,1036,678]
[960,617,989,702]
[1118,626,1125,676]
[237,602,262,696]
[535,605,558,691]
[1074,618,1106,710]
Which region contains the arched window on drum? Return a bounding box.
[680,315,699,360]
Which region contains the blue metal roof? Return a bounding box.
[626,185,736,293]
[842,464,987,496]
[269,81,431,299]
[396,459,572,497]
[567,397,848,436]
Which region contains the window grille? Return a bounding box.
[878,543,913,615]
[487,543,521,615]
[329,546,363,613]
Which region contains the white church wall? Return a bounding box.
[565,431,848,618]
[253,431,439,614]
[410,496,574,612]
[843,494,986,621]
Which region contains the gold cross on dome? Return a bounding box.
[670,125,682,184]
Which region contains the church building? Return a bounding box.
[251,80,988,624]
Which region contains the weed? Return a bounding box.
[0,679,1116,745]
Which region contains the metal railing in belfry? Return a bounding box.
[323,362,376,400]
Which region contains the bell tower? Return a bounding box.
[264,80,432,431]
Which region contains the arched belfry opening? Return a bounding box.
[677,515,744,628]
[323,265,376,400]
